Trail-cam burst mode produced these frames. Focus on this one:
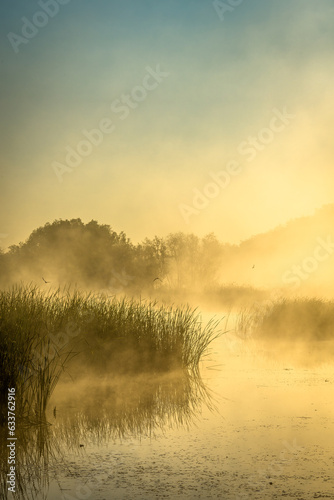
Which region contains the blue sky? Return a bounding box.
[1,0,334,247]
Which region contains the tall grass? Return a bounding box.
[1,369,213,500]
[0,285,78,423]
[0,284,222,421]
[236,297,334,341]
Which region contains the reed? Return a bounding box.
[0,284,222,421]
[236,297,334,341]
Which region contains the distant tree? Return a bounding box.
[0,220,231,292]
[2,219,136,289]
[135,236,168,284]
[164,233,200,288]
[198,233,224,286]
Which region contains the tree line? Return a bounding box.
[0,219,232,291]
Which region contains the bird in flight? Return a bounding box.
[252,265,255,269]
[42,277,50,284]
[153,277,162,282]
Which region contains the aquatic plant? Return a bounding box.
[236,297,334,341]
[0,284,222,422]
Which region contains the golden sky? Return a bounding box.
[1,0,334,247]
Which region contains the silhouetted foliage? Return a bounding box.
[1,204,333,294]
[0,219,226,291]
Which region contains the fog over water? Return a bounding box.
[1,0,334,498]
[0,207,333,499]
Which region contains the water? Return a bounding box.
[2,311,334,499]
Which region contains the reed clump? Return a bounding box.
[237,297,334,341]
[0,284,221,421]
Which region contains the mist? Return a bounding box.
[1,0,334,498]
[1,203,333,301]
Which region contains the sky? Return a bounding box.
[1,0,334,248]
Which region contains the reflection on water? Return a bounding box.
[2,310,333,500]
[0,369,214,499]
[0,419,58,500]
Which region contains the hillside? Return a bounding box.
[219,204,334,294]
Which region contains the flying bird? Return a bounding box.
[252,265,255,269]
[42,277,50,284]
[153,277,162,282]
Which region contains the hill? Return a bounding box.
[219,204,334,294]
